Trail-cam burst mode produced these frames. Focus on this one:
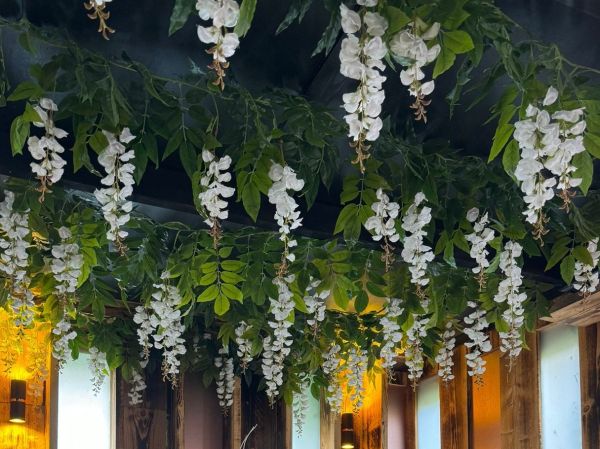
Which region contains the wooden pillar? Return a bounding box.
[579,323,600,449]
[385,371,416,449]
[320,398,340,449]
[439,345,468,449]
[499,331,541,449]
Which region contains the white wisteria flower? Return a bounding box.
[196,0,241,89]
[235,321,253,370]
[401,192,434,296]
[94,128,136,252]
[346,346,368,412]
[365,188,400,269]
[493,241,527,360]
[128,366,147,406]
[303,278,330,333]
[322,343,343,413]
[198,149,235,232]
[573,238,600,295]
[339,3,388,171]
[405,314,429,384]
[52,318,77,371]
[513,86,587,240]
[465,208,495,288]
[435,322,456,382]
[379,297,403,371]
[463,301,492,382]
[389,20,441,121]
[132,271,187,384]
[0,191,35,328]
[51,227,84,298]
[27,98,68,200]
[88,346,109,393]
[215,345,235,411]
[261,274,295,404]
[293,379,310,435]
[267,162,304,270]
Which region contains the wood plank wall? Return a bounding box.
[439,345,468,449]
[580,323,600,449]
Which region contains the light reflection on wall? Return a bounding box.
[0,309,50,449]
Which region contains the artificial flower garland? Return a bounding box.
[235,321,253,370]
[364,188,400,271]
[303,278,329,335]
[435,322,456,382]
[215,345,235,411]
[463,301,492,383]
[465,208,495,289]
[573,238,600,295]
[379,297,403,372]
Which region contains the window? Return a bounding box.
[56,354,114,449]
[292,392,320,449]
[416,376,440,449]
[539,325,582,449]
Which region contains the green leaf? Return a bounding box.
[234,0,258,37]
[241,182,261,222]
[384,6,411,36]
[214,294,230,315]
[312,10,341,57]
[502,140,519,176]
[222,283,244,302]
[221,271,244,284]
[276,0,314,34]
[545,245,569,271]
[573,245,594,266]
[197,284,219,302]
[354,290,368,314]
[168,0,195,36]
[433,46,456,78]
[560,255,575,285]
[443,241,456,268]
[488,124,514,162]
[10,116,29,156]
[8,81,43,101]
[334,204,357,235]
[584,133,600,159]
[573,151,593,195]
[443,30,474,54]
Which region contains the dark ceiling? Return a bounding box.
[0,0,599,260]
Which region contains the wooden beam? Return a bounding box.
[541,291,600,327]
[439,345,468,449]
[499,332,541,449]
[579,324,600,449]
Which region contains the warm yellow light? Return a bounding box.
[341,444,354,449]
[8,418,26,424]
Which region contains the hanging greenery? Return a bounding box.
[1,0,600,425]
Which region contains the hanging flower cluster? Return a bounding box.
[405,314,429,385]
[196,0,241,89]
[52,318,77,371]
[199,149,235,246]
[339,2,388,172]
[0,191,35,329]
[293,379,310,435]
[235,321,253,370]
[27,98,68,201]
[346,345,368,412]
[493,241,527,361]
[379,297,403,371]
[435,322,456,382]
[401,192,434,297]
[261,274,295,404]
[215,345,235,411]
[51,227,83,299]
[322,343,343,413]
[128,366,147,406]
[132,272,187,385]
[84,0,115,40]
[465,208,496,289]
[389,20,441,122]
[303,278,329,334]
[463,301,492,383]
[267,162,304,275]
[88,346,109,393]
[514,86,586,240]
[365,188,400,270]
[94,128,136,253]
[573,238,600,295]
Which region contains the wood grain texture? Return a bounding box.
[542,292,600,327]
[116,368,172,449]
[320,397,340,449]
[439,345,468,449]
[389,371,416,449]
[354,374,383,449]
[240,379,287,449]
[499,331,540,449]
[579,324,600,449]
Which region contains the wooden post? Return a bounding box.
[499,331,541,449]
[230,378,242,449]
[320,397,340,449]
[439,345,468,449]
[579,323,600,449]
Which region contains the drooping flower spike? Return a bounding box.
[84,0,115,40]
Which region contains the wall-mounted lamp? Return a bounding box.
[340,412,354,449]
[9,379,26,423]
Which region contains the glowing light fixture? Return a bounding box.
[9,379,27,423]
[341,412,354,449]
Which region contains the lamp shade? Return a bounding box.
[340,413,354,448]
[9,379,26,423]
